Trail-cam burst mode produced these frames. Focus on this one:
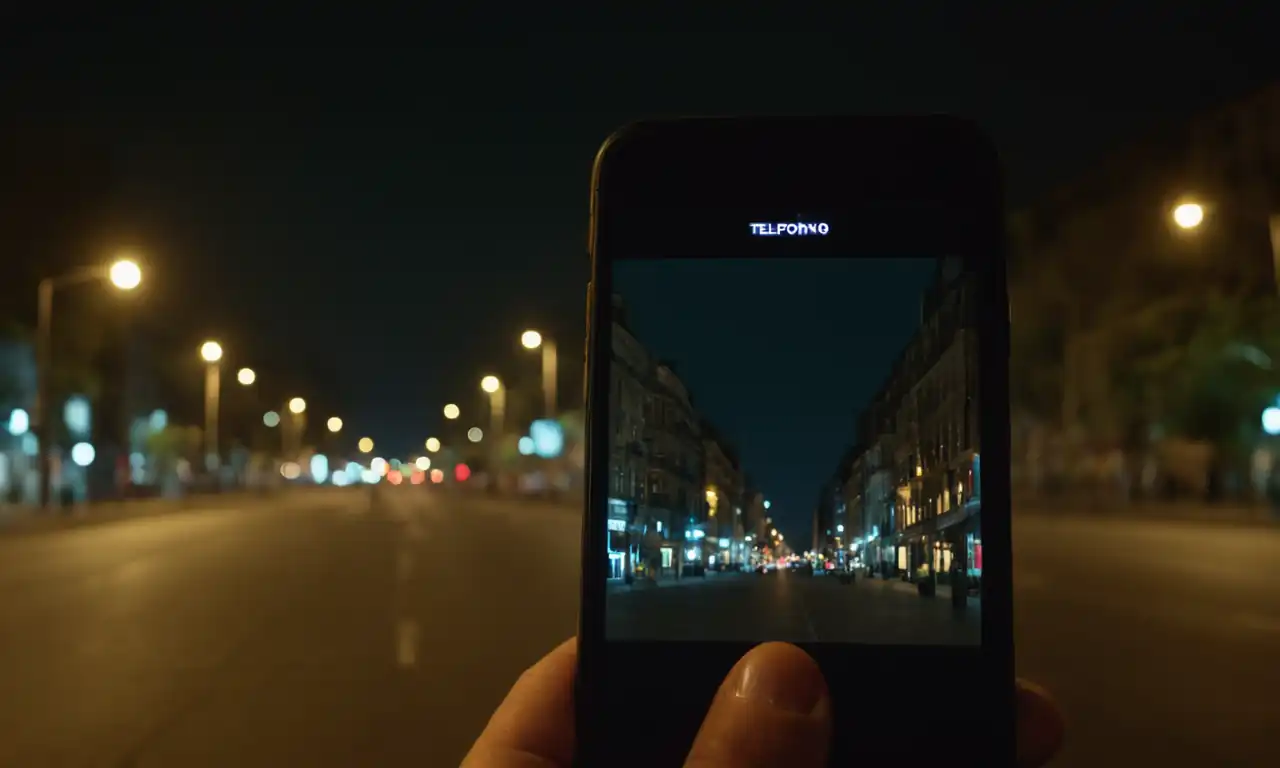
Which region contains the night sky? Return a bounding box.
[2,5,1277,543]
[615,258,937,526]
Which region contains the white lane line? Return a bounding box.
[396,619,420,668]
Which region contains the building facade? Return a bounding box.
[702,428,747,569]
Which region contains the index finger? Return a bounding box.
[462,637,578,768]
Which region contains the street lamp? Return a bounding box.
[35,255,143,508]
[358,437,374,454]
[520,329,558,417]
[481,375,500,394]
[443,403,460,420]
[200,341,223,471]
[237,367,256,386]
[284,397,307,461]
[289,397,306,414]
[1172,201,1205,230]
[425,437,441,453]
[480,375,505,441]
[326,416,343,433]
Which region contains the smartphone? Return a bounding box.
[576,116,1014,767]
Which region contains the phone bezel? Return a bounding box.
[578,116,1014,767]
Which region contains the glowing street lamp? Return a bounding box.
[481,375,501,394]
[521,330,558,417]
[326,417,343,433]
[443,403,460,420]
[358,437,374,453]
[289,397,307,414]
[35,254,144,507]
[468,427,484,443]
[1172,201,1205,230]
[199,341,223,470]
[200,341,223,363]
[425,437,441,453]
[236,367,256,386]
[108,259,143,290]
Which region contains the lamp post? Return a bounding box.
[35,257,142,508]
[287,397,307,461]
[520,330,558,417]
[200,341,223,471]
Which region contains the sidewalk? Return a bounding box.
[606,569,753,594]
[847,572,982,607]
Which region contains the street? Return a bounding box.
[607,570,980,645]
[0,491,1277,767]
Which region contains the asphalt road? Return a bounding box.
[606,570,980,644]
[0,488,1276,767]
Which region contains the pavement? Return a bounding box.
[0,489,1276,766]
[607,570,980,644]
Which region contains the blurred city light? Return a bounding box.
[430,468,444,484]
[108,258,143,290]
[64,397,91,436]
[1173,201,1205,229]
[387,470,403,485]
[529,419,564,458]
[281,462,302,480]
[425,437,441,453]
[310,454,329,484]
[443,404,460,420]
[288,397,307,414]
[1263,406,1280,436]
[7,408,30,436]
[200,341,223,363]
[70,442,95,467]
[370,457,388,475]
[455,463,471,482]
[837,524,844,533]
[410,471,425,485]
[358,437,374,453]
[361,469,380,484]
[480,375,501,393]
[467,427,483,443]
[237,367,256,386]
[415,456,431,471]
[521,330,543,349]
[332,469,353,487]
[150,409,168,431]
[326,416,343,433]
[763,500,771,509]
[686,548,699,561]
[771,528,778,536]
[263,410,281,428]
[518,436,535,455]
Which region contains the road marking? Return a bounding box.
[396,619,419,668]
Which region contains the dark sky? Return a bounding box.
[615,258,937,529]
[2,5,1277,542]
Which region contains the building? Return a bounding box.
[741,486,768,566]
[605,297,653,582]
[891,258,981,587]
[840,447,866,569]
[702,424,747,569]
[858,396,897,575]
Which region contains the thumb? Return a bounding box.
[684,643,832,768]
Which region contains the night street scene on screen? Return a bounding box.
[604,256,983,645]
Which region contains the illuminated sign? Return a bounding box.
[749,222,829,236]
[607,519,626,532]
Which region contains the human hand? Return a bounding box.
[462,638,1064,767]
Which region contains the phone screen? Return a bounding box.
[602,251,983,646]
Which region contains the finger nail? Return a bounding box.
[732,649,826,714]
